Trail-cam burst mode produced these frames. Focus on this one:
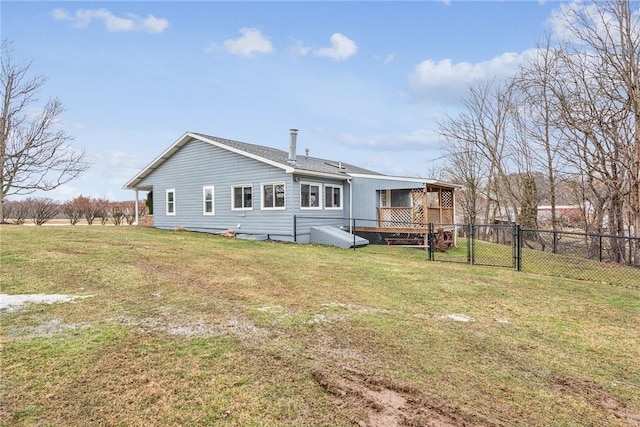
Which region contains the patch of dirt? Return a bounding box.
[441,313,474,323]
[0,294,92,314]
[110,307,272,343]
[5,318,91,338]
[553,377,640,426]
[312,366,483,427]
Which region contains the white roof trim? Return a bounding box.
[349,173,431,183]
[348,173,462,188]
[123,132,460,190]
[123,132,192,189]
[124,132,295,190]
[123,132,356,190]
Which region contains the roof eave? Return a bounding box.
[290,169,350,180]
[348,173,463,188]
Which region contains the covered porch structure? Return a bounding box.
[353,184,457,247]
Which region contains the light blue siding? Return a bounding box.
[138,138,349,241]
[350,176,425,220]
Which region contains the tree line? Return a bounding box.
[439,0,639,245]
[2,196,148,226]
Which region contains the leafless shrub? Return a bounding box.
[121,201,135,225]
[138,201,148,218]
[119,201,148,225]
[62,196,85,225]
[2,200,29,224]
[27,197,61,226]
[76,196,98,225]
[110,202,124,225]
[2,200,14,223]
[94,197,110,225]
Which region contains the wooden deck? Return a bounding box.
[353,226,429,234]
[353,226,455,250]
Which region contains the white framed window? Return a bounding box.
[261,182,285,210]
[325,184,343,209]
[166,189,176,215]
[300,182,322,209]
[203,186,214,215]
[232,185,253,210]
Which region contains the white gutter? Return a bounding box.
[288,169,350,180]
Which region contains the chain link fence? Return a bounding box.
[294,216,640,288]
[518,227,640,287]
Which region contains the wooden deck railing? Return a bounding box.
[378,207,417,227]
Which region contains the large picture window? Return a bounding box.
[203,186,214,215]
[325,185,342,209]
[300,182,321,209]
[166,189,175,215]
[261,182,285,209]
[232,185,253,210]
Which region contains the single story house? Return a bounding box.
[124,130,458,246]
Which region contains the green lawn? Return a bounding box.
[1,226,639,426]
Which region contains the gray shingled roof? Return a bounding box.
[193,132,382,177]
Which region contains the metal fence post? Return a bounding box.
[468,224,477,265]
[599,235,603,262]
[293,215,297,243]
[467,224,472,264]
[515,225,522,271]
[352,217,356,251]
[553,230,558,254]
[428,222,435,261]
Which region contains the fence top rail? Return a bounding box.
[522,227,640,242]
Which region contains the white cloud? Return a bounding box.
[408,51,533,103]
[223,28,274,57]
[314,33,358,61]
[51,8,169,34]
[51,8,69,21]
[337,129,441,151]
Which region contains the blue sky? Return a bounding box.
[3,1,560,201]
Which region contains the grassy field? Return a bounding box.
[1,225,639,426]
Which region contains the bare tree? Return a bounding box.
[437,130,486,225]
[512,37,570,230]
[0,40,88,223]
[550,1,639,265]
[439,79,525,227]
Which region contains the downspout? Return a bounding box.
[134,190,139,225]
[348,178,353,233]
